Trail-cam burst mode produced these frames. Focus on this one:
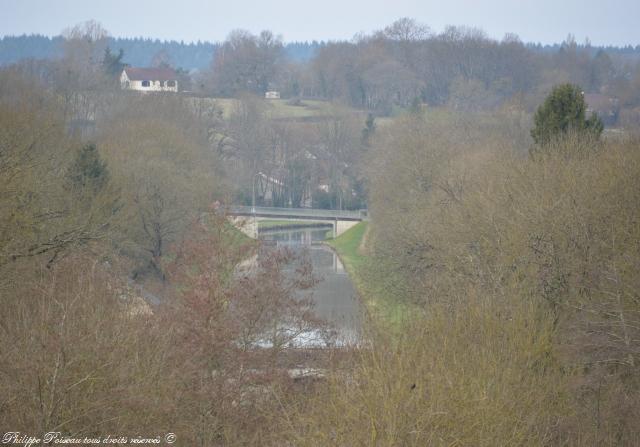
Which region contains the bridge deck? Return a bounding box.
[229,205,367,221]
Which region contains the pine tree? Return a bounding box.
[531,83,604,146]
[102,47,125,76]
[361,113,376,147]
[67,143,110,194]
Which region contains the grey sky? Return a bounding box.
[1,0,639,46]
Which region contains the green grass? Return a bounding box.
[267,99,336,119]
[325,222,367,269]
[223,221,255,248]
[326,222,409,326]
[207,97,336,120]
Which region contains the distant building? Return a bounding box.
[265,91,280,99]
[254,171,312,208]
[120,67,178,92]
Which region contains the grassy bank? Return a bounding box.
[326,222,408,325]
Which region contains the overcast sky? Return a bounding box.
[1,0,639,46]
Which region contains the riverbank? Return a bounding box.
[325,222,408,325]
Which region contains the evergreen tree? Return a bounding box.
[67,143,110,194]
[361,113,376,147]
[102,47,125,76]
[531,83,604,145]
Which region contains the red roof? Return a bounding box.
[123,67,177,81]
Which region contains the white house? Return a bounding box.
[265,91,280,99]
[120,67,178,92]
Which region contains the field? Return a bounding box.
[201,97,340,120]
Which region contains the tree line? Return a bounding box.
[4,19,640,127]
[0,33,321,69]
[199,19,640,127]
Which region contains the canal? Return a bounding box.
[258,225,362,346]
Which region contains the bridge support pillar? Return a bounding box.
[335,220,359,237]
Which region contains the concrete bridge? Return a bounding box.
[229,205,367,238]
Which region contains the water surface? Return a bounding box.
[259,226,361,346]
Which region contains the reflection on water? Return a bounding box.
[259,226,361,346]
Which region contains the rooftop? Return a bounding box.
[123,67,177,81]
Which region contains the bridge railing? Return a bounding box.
[229,205,367,220]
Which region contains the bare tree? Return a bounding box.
[315,108,360,209]
[210,29,284,96]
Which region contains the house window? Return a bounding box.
[167,80,176,87]
[141,80,150,87]
[159,81,165,87]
